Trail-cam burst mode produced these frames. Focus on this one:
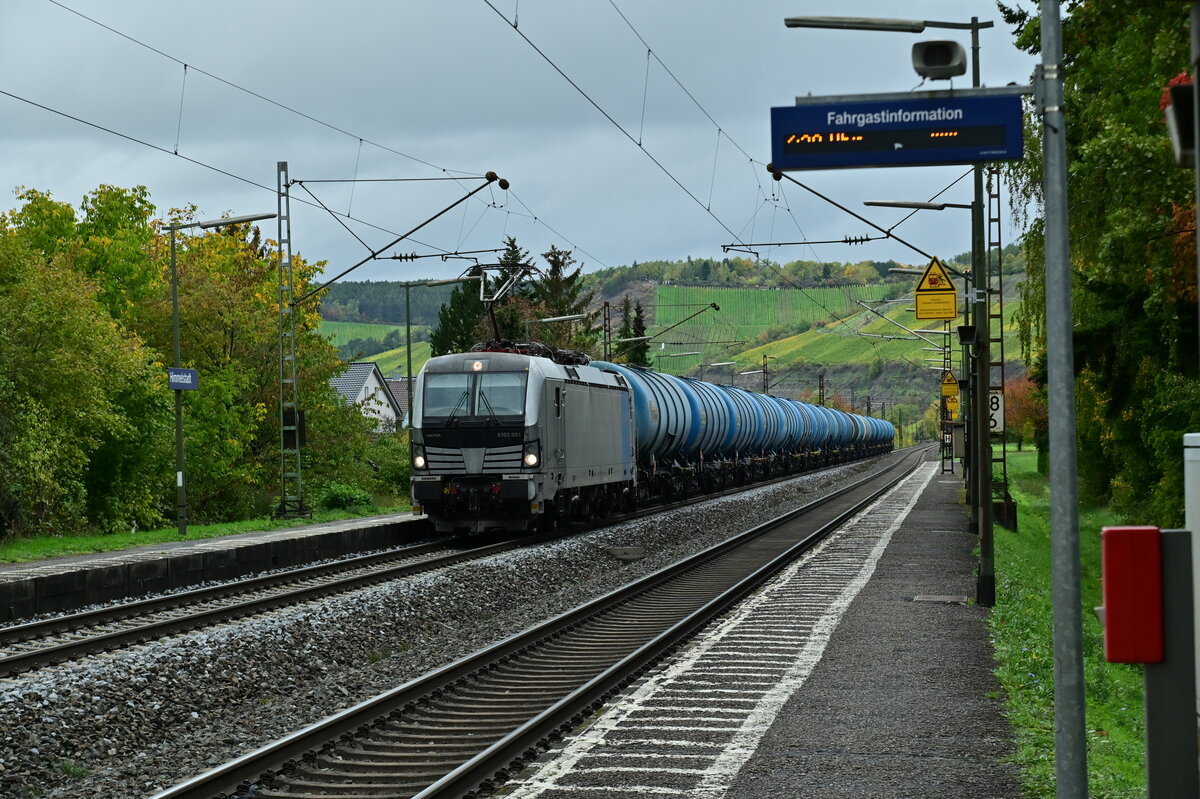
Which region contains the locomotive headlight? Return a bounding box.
[523,441,540,468]
[412,444,427,470]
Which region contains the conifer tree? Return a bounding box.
[612,295,634,361]
[531,244,596,350]
[429,265,485,356]
[628,301,651,367]
[489,236,536,342]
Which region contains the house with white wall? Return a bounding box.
[330,361,402,432]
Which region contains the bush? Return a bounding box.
[366,430,411,498]
[317,482,373,511]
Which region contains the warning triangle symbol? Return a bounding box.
[917,257,956,292]
[942,371,958,387]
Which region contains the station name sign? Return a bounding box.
[168,367,199,391]
[770,87,1028,170]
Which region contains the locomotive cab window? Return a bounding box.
[424,373,470,418]
[423,371,526,422]
[478,372,526,417]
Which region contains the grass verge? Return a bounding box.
[991,449,1146,797]
[0,505,409,564]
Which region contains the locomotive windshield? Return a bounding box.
[423,372,527,423]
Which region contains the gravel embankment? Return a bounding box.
[0,455,899,799]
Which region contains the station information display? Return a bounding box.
[770,88,1027,170]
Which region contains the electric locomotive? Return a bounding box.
[409,344,894,533]
[410,346,636,533]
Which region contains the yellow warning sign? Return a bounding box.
[917,257,956,291]
[916,292,958,319]
[940,371,959,396]
[945,393,960,419]
[915,257,958,320]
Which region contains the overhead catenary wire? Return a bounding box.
[35,0,945,395]
[43,0,467,175]
[38,0,598,264]
[482,0,745,245]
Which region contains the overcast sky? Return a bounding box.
[1,1,1037,283]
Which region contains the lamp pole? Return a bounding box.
[163,211,276,538]
[762,355,777,393]
[822,12,994,606]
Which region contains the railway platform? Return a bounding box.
[504,459,1021,798]
[0,512,423,621]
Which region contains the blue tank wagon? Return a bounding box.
[410,347,894,533]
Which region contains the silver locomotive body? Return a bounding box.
[410,351,635,533]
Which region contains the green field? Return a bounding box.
[316,321,433,378]
[992,450,1145,797]
[648,282,1022,378]
[374,342,432,378]
[319,321,408,347]
[655,284,895,328]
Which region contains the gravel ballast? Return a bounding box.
[0,457,899,798]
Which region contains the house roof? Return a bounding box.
[330,361,378,404]
[385,377,413,417]
[331,362,403,416]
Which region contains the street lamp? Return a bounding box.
[162,211,276,538]
[738,355,779,393]
[865,200,972,211]
[869,196,992,608]
[526,313,586,343]
[655,351,700,373]
[704,361,737,384]
[738,368,762,391]
[788,11,998,607]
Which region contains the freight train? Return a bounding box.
[409,343,894,533]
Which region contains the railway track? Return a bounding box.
[0,539,504,677]
[150,447,929,799]
[0,455,884,678]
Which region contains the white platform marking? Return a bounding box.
[503,464,937,798]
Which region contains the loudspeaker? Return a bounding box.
[913,40,967,80]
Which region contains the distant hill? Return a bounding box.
[318,255,1027,426]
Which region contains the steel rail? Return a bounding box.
[0,538,438,644]
[0,451,899,677]
[149,447,928,799]
[0,539,515,676]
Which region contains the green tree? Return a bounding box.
[1002,3,1198,522]
[0,229,169,536]
[489,236,537,341]
[612,294,634,361]
[430,265,486,356]
[531,244,596,350]
[627,301,652,368]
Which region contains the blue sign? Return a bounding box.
[168,367,199,391]
[770,88,1027,170]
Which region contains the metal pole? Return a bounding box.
[1040,3,1088,795]
[405,283,413,428]
[1194,1,1200,365]
[170,228,187,538]
[604,301,611,360]
[1145,530,1199,798]
[973,167,994,606]
[964,16,982,550]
